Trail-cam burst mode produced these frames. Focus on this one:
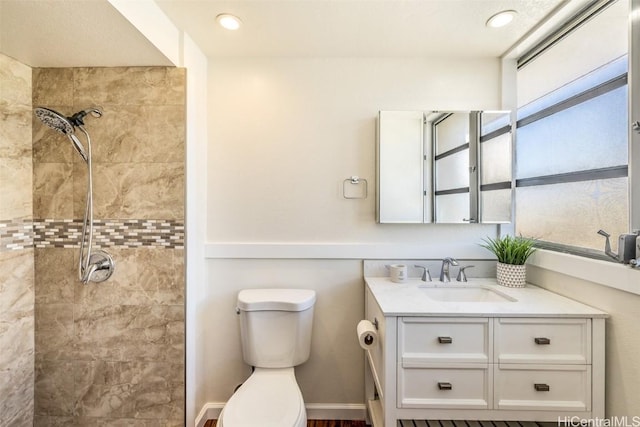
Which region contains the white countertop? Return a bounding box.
[366,277,608,318]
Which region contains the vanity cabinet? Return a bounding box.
[494,318,592,412]
[397,318,492,410]
[363,284,606,427]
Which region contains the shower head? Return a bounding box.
[34,107,102,162]
[34,107,74,135]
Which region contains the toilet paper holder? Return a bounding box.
[364,318,378,345]
[358,318,379,349]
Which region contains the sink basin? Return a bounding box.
[418,284,517,302]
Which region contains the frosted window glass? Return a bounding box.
[436,150,468,191]
[481,112,510,135]
[517,0,628,108]
[516,86,628,179]
[436,113,469,155]
[481,133,512,184]
[481,189,512,223]
[515,178,628,250]
[435,193,470,223]
[518,56,627,120]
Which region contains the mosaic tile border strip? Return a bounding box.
[33,219,184,249]
[0,219,34,252]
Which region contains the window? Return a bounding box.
[515,0,629,254]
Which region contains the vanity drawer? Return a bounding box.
[495,364,591,411]
[398,365,492,409]
[495,318,590,364]
[399,317,491,365]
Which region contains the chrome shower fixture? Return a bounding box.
[35,106,115,284]
[34,107,101,162]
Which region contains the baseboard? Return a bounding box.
[305,403,367,420]
[194,402,367,426]
[195,403,224,427]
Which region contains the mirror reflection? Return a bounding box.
[377,110,513,224]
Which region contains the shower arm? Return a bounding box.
[76,126,95,284]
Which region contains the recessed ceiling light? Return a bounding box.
[216,13,242,30]
[486,10,517,28]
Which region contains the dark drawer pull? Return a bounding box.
[438,382,452,391]
[534,337,551,345]
[534,383,550,392]
[438,336,453,344]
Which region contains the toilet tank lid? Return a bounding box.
[237,289,316,312]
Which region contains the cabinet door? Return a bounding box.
[398,364,492,409]
[495,364,591,411]
[495,318,590,364]
[399,317,491,365]
[377,111,426,223]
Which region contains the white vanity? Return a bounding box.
[364,278,607,427]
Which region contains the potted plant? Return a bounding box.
[480,235,536,288]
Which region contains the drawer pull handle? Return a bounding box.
[438,336,453,344]
[534,337,551,345]
[534,383,550,392]
[438,382,452,391]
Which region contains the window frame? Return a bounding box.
[508,0,635,260]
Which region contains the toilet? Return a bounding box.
[218,288,316,427]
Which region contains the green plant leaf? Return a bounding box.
[479,235,536,265]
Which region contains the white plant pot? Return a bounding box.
[496,262,526,288]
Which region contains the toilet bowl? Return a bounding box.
[218,368,306,427]
[219,289,316,427]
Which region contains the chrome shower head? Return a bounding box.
[34,107,74,135]
[34,107,102,162]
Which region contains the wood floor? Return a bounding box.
[397,422,555,427]
[204,420,555,427]
[204,421,367,427]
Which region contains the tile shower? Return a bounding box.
[0,53,35,427]
[1,54,186,426]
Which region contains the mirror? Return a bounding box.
[376,110,513,224]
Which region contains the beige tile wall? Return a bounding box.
[32,67,186,426]
[0,53,35,427]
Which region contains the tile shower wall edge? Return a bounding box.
[32,66,186,426]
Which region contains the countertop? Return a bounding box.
[366,277,608,318]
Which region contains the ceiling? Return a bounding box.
[0,0,568,67]
[156,0,565,58]
[0,0,173,67]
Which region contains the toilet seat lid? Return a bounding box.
[222,368,305,427]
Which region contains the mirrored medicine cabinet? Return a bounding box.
[376,110,513,224]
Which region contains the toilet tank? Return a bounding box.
[237,289,316,368]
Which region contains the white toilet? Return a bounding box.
[218,288,316,427]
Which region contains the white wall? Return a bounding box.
[207,57,500,244]
[182,33,209,427]
[203,57,502,415]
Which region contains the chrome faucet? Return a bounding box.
[456,265,475,282]
[439,257,459,282]
[414,265,432,282]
